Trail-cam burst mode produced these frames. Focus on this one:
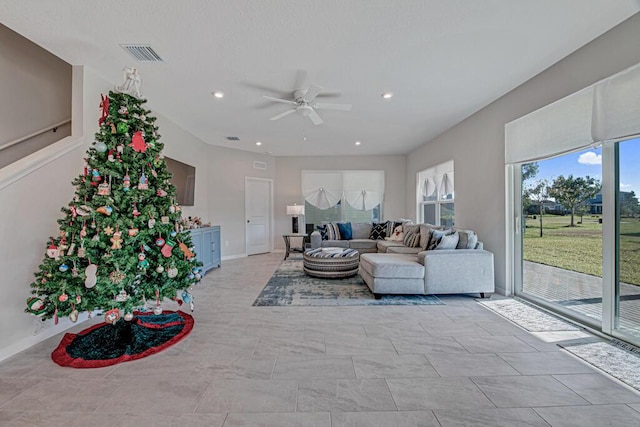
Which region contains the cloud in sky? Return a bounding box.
[578,151,602,165]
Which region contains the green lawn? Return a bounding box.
[523,215,640,285]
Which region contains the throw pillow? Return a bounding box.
[419,224,432,250]
[403,224,421,248]
[316,224,328,240]
[436,231,459,250]
[337,222,353,240]
[426,228,453,250]
[326,223,341,240]
[369,222,387,240]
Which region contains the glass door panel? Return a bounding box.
[520,148,603,323]
[615,137,640,340]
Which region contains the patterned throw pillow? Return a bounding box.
[337,222,353,240]
[316,224,328,240]
[456,230,479,249]
[369,222,387,240]
[436,231,459,250]
[403,225,421,248]
[419,224,432,250]
[426,228,453,250]
[326,223,341,240]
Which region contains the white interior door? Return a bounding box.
[245,178,272,255]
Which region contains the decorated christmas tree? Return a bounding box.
[26,69,201,327]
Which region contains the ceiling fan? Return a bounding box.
[263,70,352,125]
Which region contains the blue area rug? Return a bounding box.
[253,259,443,306]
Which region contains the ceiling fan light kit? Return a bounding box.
[263,71,351,125]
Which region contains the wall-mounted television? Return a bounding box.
[165,156,195,206]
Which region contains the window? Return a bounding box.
[417,161,454,226]
[301,170,384,224]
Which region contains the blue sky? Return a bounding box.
[529,137,640,195]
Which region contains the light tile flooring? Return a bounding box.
[2,253,640,426]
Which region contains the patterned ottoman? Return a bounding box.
[303,248,360,278]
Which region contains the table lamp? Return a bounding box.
[286,204,305,233]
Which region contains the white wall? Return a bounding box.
[406,13,640,295]
[274,155,407,250]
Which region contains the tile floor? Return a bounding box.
[2,253,640,426]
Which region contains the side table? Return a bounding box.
[283,233,307,260]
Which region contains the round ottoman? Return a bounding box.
[303,248,360,278]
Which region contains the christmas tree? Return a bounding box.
[26,70,201,325]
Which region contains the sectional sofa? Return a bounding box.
[310,222,495,298]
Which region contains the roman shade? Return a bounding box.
[302,171,342,209]
[505,61,640,165]
[302,170,385,210]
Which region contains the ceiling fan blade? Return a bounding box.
[313,102,352,111]
[263,95,297,105]
[294,69,309,91]
[307,109,324,125]
[270,109,297,121]
[304,84,323,102]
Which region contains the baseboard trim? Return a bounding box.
[222,253,247,261]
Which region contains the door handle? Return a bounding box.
[247,220,250,223]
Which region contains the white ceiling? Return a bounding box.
[1,1,639,156]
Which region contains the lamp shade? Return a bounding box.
[286,205,305,216]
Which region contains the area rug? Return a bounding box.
[253,259,443,306]
[478,299,581,332]
[51,310,194,368]
[560,340,640,392]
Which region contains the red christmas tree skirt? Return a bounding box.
[51,310,194,368]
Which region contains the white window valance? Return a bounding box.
[505,61,640,165]
[302,170,384,210]
[419,161,454,198]
[343,170,385,211]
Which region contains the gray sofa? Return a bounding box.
[310,222,495,298]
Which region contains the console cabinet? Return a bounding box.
[189,226,221,275]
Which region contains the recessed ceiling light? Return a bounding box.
[381,92,393,99]
[256,141,262,146]
[212,91,224,98]
[355,141,361,146]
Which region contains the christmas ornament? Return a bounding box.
[118,106,128,115]
[137,253,149,270]
[153,306,163,315]
[116,121,129,134]
[148,217,156,228]
[124,313,134,322]
[72,261,79,278]
[155,237,165,247]
[115,289,129,302]
[59,264,69,273]
[103,226,114,236]
[167,267,178,278]
[170,230,177,237]
[156,189,167,197]
[96,206,113,216]
[140,114,146,121]
[161,240,175,257]
[132,203,141,217]
[179,241,195,260]
[77,241,86,258]
[104,308,120,325]
[155,265,164,273]
[110,230,123,249]
[69,307,79,323]
[76,295,82,304]
[109,269,125,284]
[46,243,59,259]
[150,167,157,179]
[128,228,139,237]
[76,205,92,216]
[26,297,46,316]
[188,273,195,280]
[195,273,202,281]
[123,174,131,191]
[94,141,107,153]
[92,169,102,182]
[85,263,98,288]
[110,123,116,134]
[129,131,148,153]
[67,242,76,256]
[91,219,96,229]
[107,150,115,162]
[161,216,170,224]
[117,144,124,154]
[181,290,192,304]
[137,172,149,190]
[97,181,111,196]
[58,293,68,302]
[169,205,176,214]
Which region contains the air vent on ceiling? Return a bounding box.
[120,44,164,62]
[253,161,267,170]
[226,136,240,141]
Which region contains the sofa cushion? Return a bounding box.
[403,224,421,247]
[387,246,423,255]
[376,240,405,253]
[352,223,373,239]
[337,222,353,240]
[369,222,387,240]
[436,231,459,250]
[359,254,425,279]
[349,239,378,250]
[321,240,349,248]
